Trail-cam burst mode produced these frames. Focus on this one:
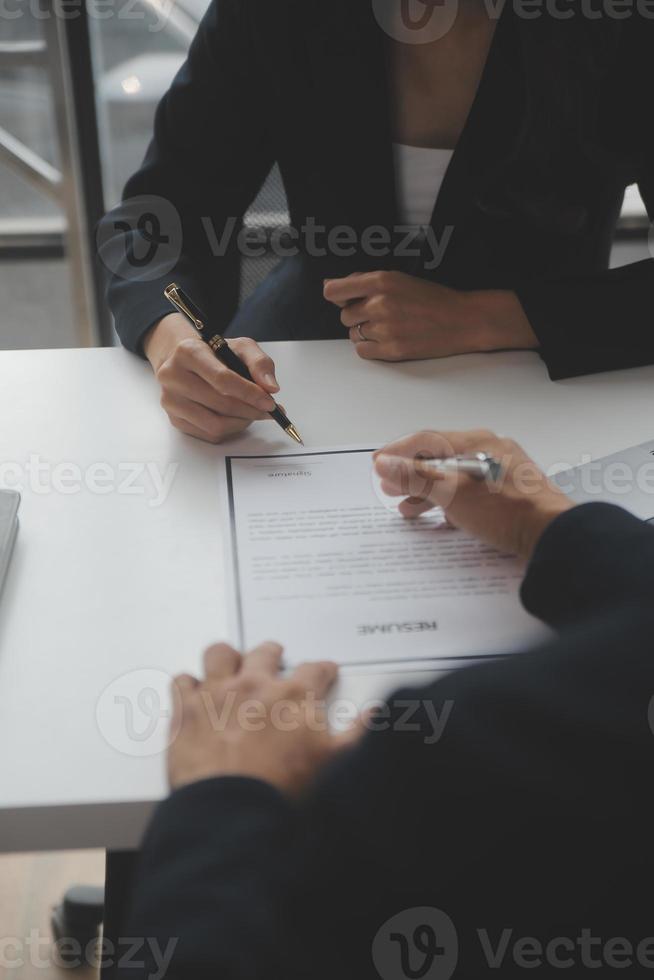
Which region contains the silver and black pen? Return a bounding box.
[164,283,304,446]
[418,453,503,481]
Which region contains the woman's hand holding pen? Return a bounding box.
[324,271,537,362]
[374,430,572,560]
[143,314,281,443]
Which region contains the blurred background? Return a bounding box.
[1,0,288,350]
[0,0,651,352]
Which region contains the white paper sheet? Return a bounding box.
[221,447,549,669]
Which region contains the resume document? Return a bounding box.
[221,448,547,669]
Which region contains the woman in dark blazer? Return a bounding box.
[99,0,654,443]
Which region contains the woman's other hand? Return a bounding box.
[324,271,537,362]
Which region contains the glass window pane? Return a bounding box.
[90,0,192,206]
[0,14,75,350]
[90,0,290,304]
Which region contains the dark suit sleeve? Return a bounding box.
[98,0,274,354]
[520,502,654,628]
[514,18,654,386]
[515,135,654,381]
[516,257,654,380]
[121,776,303,980]
[119,504,654,980]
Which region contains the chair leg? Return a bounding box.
[100,850,138,979]
[51,883,105,968]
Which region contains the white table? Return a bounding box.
[1,342,653,853]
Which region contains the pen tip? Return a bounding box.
[286,424,304,446]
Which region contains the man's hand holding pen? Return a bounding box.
[375,430,572,560]
[143,313,281,443]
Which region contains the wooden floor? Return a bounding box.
[0,851,104,980]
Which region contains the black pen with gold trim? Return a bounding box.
[164,283,303,445]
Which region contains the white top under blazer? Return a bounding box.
[392,143,455,228]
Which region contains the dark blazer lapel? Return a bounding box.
[302,0,524,267]
[426,1,524,242]
[306,0,397,230]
